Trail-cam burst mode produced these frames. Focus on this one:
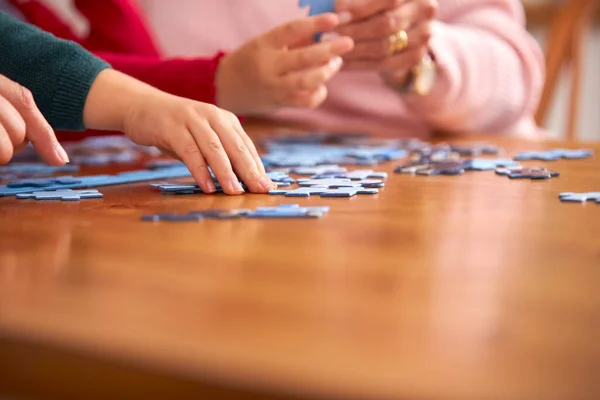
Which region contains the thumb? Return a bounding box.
[264,13,341,48]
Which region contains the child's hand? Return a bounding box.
[0,75,68,165]
[123,89,275,195]
[84,70,276,195]
[216,13,355,115]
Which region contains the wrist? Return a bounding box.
[83,69,156,132]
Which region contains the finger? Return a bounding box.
[280,57,343,92]
[287,86,329,109]
[339,0,408,22]
[277,36,354,74]
[0,124,13,164]
[380,45,427,74]
[208,113,271,194]
[13,140,29,155]
[0,95,26,147]
[0,75,68,166]
[228,114,267,176]
[170,134,217,194]
[265,14,341,48]
[336,0,435,41]
[188,111,244,195]
[343,21,433,61]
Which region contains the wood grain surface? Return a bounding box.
[1,125,599,400]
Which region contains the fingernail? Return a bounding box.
[56,144,69,163]
[320,32,340,42]
[328,57,343,74]
[337,11,352,24]
[205,180,216,193]
[259,177,277,192]
[231,179,245,194]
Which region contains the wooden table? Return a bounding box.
[1,126,599,400]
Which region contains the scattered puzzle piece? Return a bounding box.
[16,189,103,201]
[415,161,468,176]
[395,160,468,176]
[0,163,79,181]
[247,204,329,218]
[450,143,500,157]
[7,177,82,188]
[465,158,520,171]
[291,165,347,175]
[1,165,192,197]
[319,187,379,197]
[296,178,362,188]
[558,192,600,203]
[311,169,388,180]
[495,166,560,180]
[269,186,330,197]
[514,148,594,161]
[142,205,329,221]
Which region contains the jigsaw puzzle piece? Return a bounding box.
[320,187,379,197]
[558,192,600,203]
[141,213,204,222]
[269,186,330,197]
[299,0,335,15]
[495,166,560,179]
[247,203,329,218]
[7,177,82,188]
[465,158,520,171]
[16,189,103,201]
[291,164,347,175]
[336,169,388,180]
[450,143,500,157]
[296,178,362,188]
[514,148,594,161]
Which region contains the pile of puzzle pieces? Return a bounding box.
[0,131,597,211]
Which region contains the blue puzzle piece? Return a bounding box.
[16,189,103,201]
[319,187,379,197]
[266,170,295,184]
[495,166,559,180]
[255,204,330,214]
[269,186,330,197]
[141,213,204,222]
[450,143,501,157]
[299,0,335,16]
[7,177,82,188]
[291,165,347,175]
[0,165,192,197]
[311,169,388,180]
[558,192,600,203]
[0,163,79,181]
[247,203,329,218]
[465,158,520,171]
[514,148,594,161]
[296,178,362,188]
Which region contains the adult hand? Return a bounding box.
[335,0,437,87]
[0,74,68,165]
[216,13,354,114]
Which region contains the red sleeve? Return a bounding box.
[95,51,225,104]
[55,52,240,142]
[74,0,161,57]
[9,0,81,43]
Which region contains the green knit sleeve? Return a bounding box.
[0,12,111,131]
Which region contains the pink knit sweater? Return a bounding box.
[138,0,545,138]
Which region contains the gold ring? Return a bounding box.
[388,30,408,55]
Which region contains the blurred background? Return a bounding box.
[29,0,600,141]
